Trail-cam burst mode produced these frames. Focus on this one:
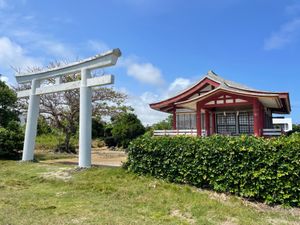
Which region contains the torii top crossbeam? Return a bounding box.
[15,48,121,84]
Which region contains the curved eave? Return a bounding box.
[227,86,290,95]
[279,93,291,113]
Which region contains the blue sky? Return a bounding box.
[0,0,299,124]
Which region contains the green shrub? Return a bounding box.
[92,118,105,139]
[287,124,300,136]
[125,134,300,206]
[37,117,53,135]
[0,81,23,159]
[0,121,24,159]
[151,115,173,130]
[92,139,105,148]
[0,81,19,127]
[104,136,117,148]
[104,113,145,148]
[55,142,76,153]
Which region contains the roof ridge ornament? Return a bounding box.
[207,70,217,76]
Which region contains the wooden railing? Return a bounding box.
[262,128,282,136]
[153,129,198,136]
[153,129,283,137]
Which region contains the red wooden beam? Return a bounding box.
[193,90,254,108]
[253,98,261,136]
[172,108,176,129]
[196,102,202,136]
[203,102,251,108]
[205,110,210,136]
[212,112,216,134]
[260,104,265,134]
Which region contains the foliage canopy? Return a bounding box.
[0,81,18,127]
[104,113,145,148]
[0,81,23,159]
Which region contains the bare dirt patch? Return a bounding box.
[41,147,127,167]
[198,188,300,217]
[267,218,300,225]
[221,217,239,225]
[40,167,74,181]
[170,209,196,224]
[207,191,229,203]
[241,199,300,217]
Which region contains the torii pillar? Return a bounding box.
[78,68,92,167]
[22,79,40,161]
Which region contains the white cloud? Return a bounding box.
[166,77,192,97]
[285,3,300,15]
[10,30,75,59]
[127,91,168,126]
[125,77,194,125]
[0,0,7,9]
[0,9,76,60]
[38,40,75,59]
[0,75,9,83]
[264,18,300,50]
[87,40,110,53]
[126,62,164,85]
[0,36,42,72]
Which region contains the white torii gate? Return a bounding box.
[16,48,122,168]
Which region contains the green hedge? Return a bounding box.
[125,134,300,206]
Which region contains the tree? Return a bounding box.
[92,117,105,139]
[286,124,300,136]
[17,62,129,153]
[0,81,19,127]
[37,116,53,135]
[151,115,173,130]
[106,113,145,148]
[0,121,24,159]
[0,81,23,159]
[292,124,300,133]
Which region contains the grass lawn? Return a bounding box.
[35,134,78,151]
[0,160,299,225]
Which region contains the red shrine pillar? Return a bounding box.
[212,112,216,134]
[260,104,265,133]
[172,107,176,130]
[205,110,210,136]
[196,103,202,136]
[253,98,262,136]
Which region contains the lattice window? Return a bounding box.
[216,113,237,135]
[190,114,196,129]
[176,113,196,129]
[238,112,253,134]
[226,113,236,125]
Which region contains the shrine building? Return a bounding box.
[150,71,291,137]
